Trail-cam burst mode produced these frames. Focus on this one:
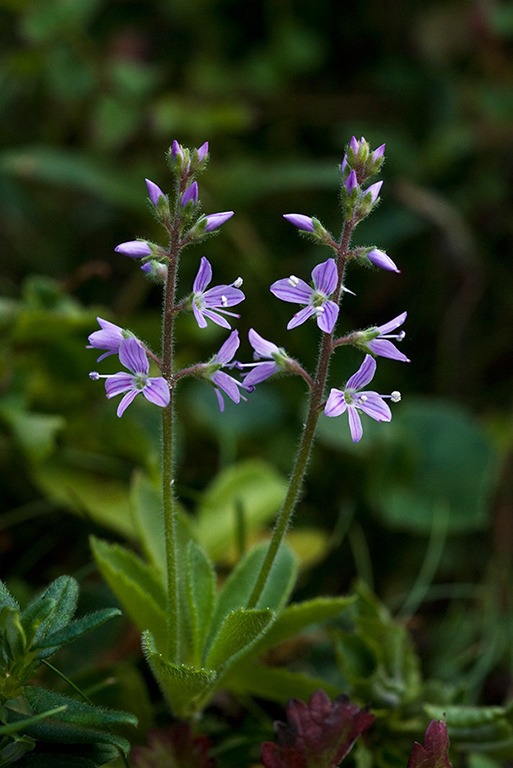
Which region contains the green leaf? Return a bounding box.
[0,406,65,464]
[20,597,58,650]
[24,687,137,727]
[368,399,497,534]
[33,577,79,640]
[33,608,121,651]
[226,663,340,705]
[186,541,216,666]
[205,542,297,657]
[142,631,217,719]
[253,595,355,656]
[0,580,19,613]
[205,608,274,670]
[0,707,67,735]
[90,537,167,653]
[33,458,136,540]
[196,460,287,562]
[334,581,421,708]
[130,471,166,573]
[1,606,27,660]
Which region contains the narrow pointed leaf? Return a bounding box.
[0,706,67,735]
[0,580,19,612]
[205,608,274,670]
[130,471,166,573]
[34,608,121,651]
[206,542,296,656]
[142,631,217,718]
[254,596,355,656]
[226,663,340,704]
[186,541,216,666]
[196,460,287,562]
[24,686,137,727]
[90,537,167,652]
[32,576,79,643]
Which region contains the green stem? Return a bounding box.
[246,221,354,609]
[162,216,181,663]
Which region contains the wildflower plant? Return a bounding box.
[87,137,409,720]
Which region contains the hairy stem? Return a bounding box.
[161,213,182,663]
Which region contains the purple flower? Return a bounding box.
[283,214,316,232]
[145,179,165,207]
[191,257,244,329]
[204,330,246,411]
[324,355,399,443]
[89,338,169,418]
[115,240,152,258]
[366,312,410,362]
[181,181,198,207]
[239,329,290,389]
[270,258,342,333]
[87,317,127,362]
[366,248,400,273]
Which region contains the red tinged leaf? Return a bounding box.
[261,689,375,768]
[407,720,452,768]
[131,723,215,768]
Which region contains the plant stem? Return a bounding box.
[246,221,354,609]
[162,216,181,663]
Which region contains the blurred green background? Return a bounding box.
[1,0,512,712]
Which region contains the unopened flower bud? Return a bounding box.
[145,179,166,207]
[345,170,358,195]
[181,181,198,207]
[197,141,209,163]
[363,180,382,206]
[283,213,316,232]
[141,260,168,282]
[366,248,400,273]
[115,240,152,258]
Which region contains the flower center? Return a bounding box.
[133,372,149,390]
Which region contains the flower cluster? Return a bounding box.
[87,136,409,442]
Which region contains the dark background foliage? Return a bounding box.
[1,0,513,727]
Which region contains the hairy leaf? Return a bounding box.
[90,536,167,652]
[24,686,137,727]
[205,608,274,670]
